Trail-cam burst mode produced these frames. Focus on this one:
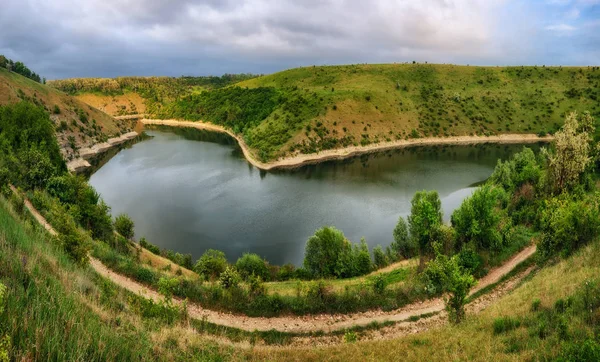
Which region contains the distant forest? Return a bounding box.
[0,55,43,83]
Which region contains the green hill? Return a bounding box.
[59,64,600,162]
[0,67,129,159]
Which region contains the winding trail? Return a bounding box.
[141,118,553,171]
[13,184,537,334]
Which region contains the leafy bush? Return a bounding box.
[391,216,417,259]
[372,275,387,295]
[408,190,443,268]
[490,147,541,191]
[114,213,134,240]
[538,193,600,259]
[423,251,476,323]
[493,316,521,334]
[219,267,241,289]
[235,253,270,281]
[60,229,91,266]
[451,184,508,251]
[194,249,228,280]
[373,245,389,269]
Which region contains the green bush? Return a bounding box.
[373,245,389,269]
[408,190,443,267]
[538,193,600,259]
[391,216,417,259]
[451,184,508,251]
[194,249,228,280]
[114,213,134,240]
[235,253,270,281]
[60,229,91,266]
[493,316,521,334]
[373,275,387,295]
[219,267,241,289]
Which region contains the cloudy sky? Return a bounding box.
[1,0,598,79]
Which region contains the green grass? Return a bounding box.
[0,196,238,361]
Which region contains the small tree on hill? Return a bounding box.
[194,249,228,280]
[423,249,476,324]
[114,213,134,240]
[391,216,417,259]
[408,190,443,270]
[545,111,595,194]
[304,226,348,278]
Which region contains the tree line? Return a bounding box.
[0,55,43,83]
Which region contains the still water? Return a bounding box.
[89,128,539,266]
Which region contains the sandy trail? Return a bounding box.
[141,119,553,171]
[13,185,537,334]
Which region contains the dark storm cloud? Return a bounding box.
[0,0,598,79]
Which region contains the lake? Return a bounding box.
[89,128,540,266]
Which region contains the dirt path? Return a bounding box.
[141,119,553,171]
[14,185,537,334]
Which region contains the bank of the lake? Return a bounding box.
[140,119,553,171]
[89,128,543,266]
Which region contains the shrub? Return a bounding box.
[493,316,521,334]
[344,330,358,343]
[59,229,91,266]
[194,249,228,280]
[391,216,417,259]
[372,275,387,295]
[451,185,508,251]
[219,266,241,289]
[304,226,348,278]
[408,190,443,268]
[538,193,600,259]
[235,253,270,281]
[114,213,134,240]
[531,298,542,312]
[53,105,60,114]
[373,245,388,269]
[423,252,476,324]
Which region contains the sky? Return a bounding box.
[0,0,598,79]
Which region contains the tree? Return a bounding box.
[391,216,417,259]
[423,251,476,324]
[235,253,270,281]
[408,190,443,269]
[545,112,594,193]
[373,245,388,269]
[194,249,228,280]
[355,237,372,275]
[114,213,134,240]
[451,185,507,251]
[304,226,348,278]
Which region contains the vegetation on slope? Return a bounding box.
[67,63,600,161]
[48,74,257,117]
[0,66,128,159]
[0,54,43,83]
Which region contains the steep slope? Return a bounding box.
[0,67,131,159]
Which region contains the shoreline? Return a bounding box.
[141,119,554,171]
[66,131,139,173]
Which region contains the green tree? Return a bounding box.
[391,216,417,259]
[235,253,270,281]
[304,226,348,278]
[424,251,476,324]
[408,190,443,269]
[194,249,228,280]
[545,112,595,193]
[451,185,507,251]
[114,213,134,240]
[372,245,388,269]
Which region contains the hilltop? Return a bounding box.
[54,63,600,161]
[0,66,129,159]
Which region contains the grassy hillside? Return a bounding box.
[48,74,257,117]
[66,63,600,161]
[236,64,599,158]
[0,67,128,159]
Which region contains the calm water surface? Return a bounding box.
[89,129,539,265]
